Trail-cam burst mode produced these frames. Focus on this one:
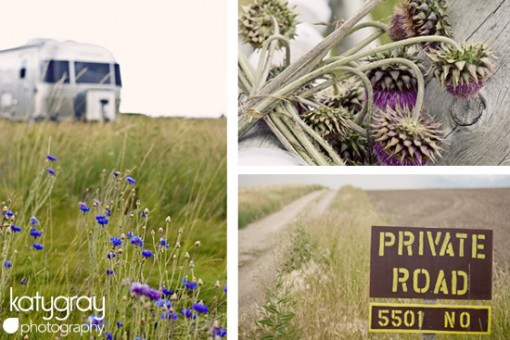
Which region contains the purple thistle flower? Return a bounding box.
[96,215,109,226]
[182,278,197,290]
[3,260,12,268]
[181,308,196,320]
[47,154,58,162]
[106,269,114,276]
[33,243,44,250]
[47,168,56,176]
[126,176,136,184]
[130,282,162,301]
[389,7,412,41]
[159,238,169,248]
[446,80,485,99]
[10,225,21,232]
[192,302,209,314]
[110,237,122,247]
[373,141,424,166]
[141,249,153,258]
[373,89,417,110]
[30,228,42,238]
[161,311,178,320]
[130,236,144,247]
[30,216,39,225]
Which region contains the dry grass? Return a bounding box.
[238,184,323,228]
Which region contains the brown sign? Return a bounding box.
[370,226,493,300]
[369,303,491,334]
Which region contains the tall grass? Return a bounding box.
[241,186,510,339]
[0,116,227,338]
[238,184,323,229]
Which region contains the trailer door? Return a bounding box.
[16,57,31,118]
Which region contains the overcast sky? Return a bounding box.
[0,0,226,118]
[239,175,510,190]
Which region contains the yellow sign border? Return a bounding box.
[369,302,491,335]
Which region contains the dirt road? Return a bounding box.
[367,188,510,265]
[238,189,337,319]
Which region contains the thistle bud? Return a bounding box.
[194,241,201,248]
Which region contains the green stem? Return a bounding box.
[238,52,256,85]
[238,69,252,95]
[284,102,345,165]
[340,30,385,57]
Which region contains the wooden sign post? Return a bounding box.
[369,226,493,335]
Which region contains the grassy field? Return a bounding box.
[0,115,226,338]
[238,184,323,229]
[241,187,510,339]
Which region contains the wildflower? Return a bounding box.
[79,202,90,213]
[154,299,171,309]
[161,311,178,320]
[110,237,122,247]
[107,269,114,276]
[159,238,169,248]
[87,315,105,327]
[30,216,39,225]
[130,282,162,301]
[105,332,113,340]
[192,301,209,314]
[47,154,58,162]
[224,285,227,294]
[116,321,123,327]
[141,250,153,258]
[93,200,101,207]
[372,105,443,166]
[107,252,116,259]
[30,228,42,238]
[181,308,196,320]
[126,176,136,184]
[165,216,171,223]
[130,236,144,247]
[10,225,21,232]
[141,210,148,218]
[21,278,27,285]
[428,43,494,98]
[105,208,111,217]
[6,210,14,217]
[33,243,44,250]
[162,287,173,296]
[47,168,56,176]
[96,215,109,226]
[182,278,197,290]
[113,171,119,177]
[215,328,227,338]
[194,240,201,248]
[127,231,134,239]
[3,260,12,268]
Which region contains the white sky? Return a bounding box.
[0,0,226,118]
[239,175,510,190]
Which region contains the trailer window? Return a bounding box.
[114,63,122,87]
[42,60,70,84]
[75,62,111,84]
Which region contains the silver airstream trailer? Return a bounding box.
[0,39,121,121]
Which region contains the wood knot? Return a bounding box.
[449,93,487,127]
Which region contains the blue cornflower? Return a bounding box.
[21,278,27,285]
[162,287,173,296]
[30,216,39,225]
[10,225,21,233]
[107,252,116,259]
[159,238,169,248]
[215,328,227,337]
[127,231,134,239]
[87,315,105,327]
[30,228,42,238]
[182,278,197,290]
[130,236,144,247]
[3,260,12,268]
[192,302,209,314]
[181,309,196,320]
[116,321,123,328]
[79,202,90,213]
[33,243,44,250]
[224,285,227,294]
[126,176,136,184]
[110,237,122,247]
[154,299,171,309]
[6,210,14,217]
[47,168,56,176]
[141,250,153,258]
[96,215,109,226]
[105,332,113,340]
[105,208,111,217]
[47,154,57,162]
[106,269,114,276]
[161,311,178,320]
[113,171,119,178]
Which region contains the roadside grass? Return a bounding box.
[241,186,510,339]
[0,116,227,338]
[238,184,323,229]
